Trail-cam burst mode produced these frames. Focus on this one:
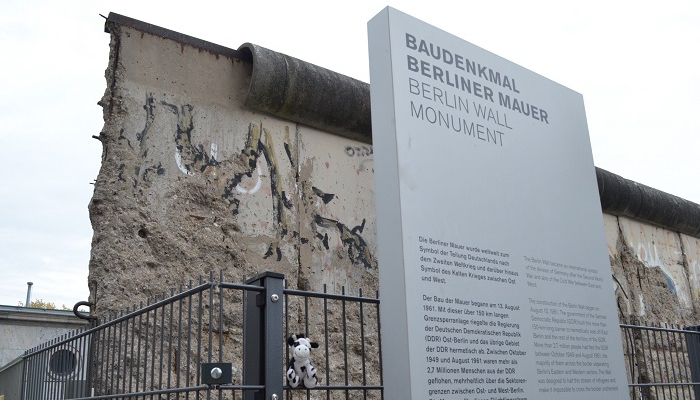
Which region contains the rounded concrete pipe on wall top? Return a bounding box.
[238,43,372,143]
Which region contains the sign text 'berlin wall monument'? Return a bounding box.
[368,7,628,400]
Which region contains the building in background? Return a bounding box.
[0,305,88,399]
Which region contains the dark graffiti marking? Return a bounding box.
[162,100,220,174]
[222,123,290,260]
[284,142,295,168]
[138,95,156,153]
[314,215,374,269]
[264,244,283,262]
[142,162,166,183]
[312,187,335,204]
[345,145,373,157]
[117,128,132,149]
[135,95,375,265]
[282,191,293,210]
[135,94,219,185]
[316,232,330,250]
[117,164,127,182]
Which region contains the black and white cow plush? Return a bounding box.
[286,333,319,388]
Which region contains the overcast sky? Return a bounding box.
[1,0,698,309]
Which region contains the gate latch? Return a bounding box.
[201,362,232,386]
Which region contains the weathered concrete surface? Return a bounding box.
[88,16,381,392]
[605,214,700,323]
[92,13,700,335]
[682,234,700,306]
[90,17,378,319]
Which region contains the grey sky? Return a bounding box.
[0,0,697,309]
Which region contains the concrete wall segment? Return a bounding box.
[602,213,620,259]
[681,234,700,306]
[0,358,22,400]
[94,12,700,327]
[620,217,691,312]
[91,18,379,320]
[296,127,377,293]
[104,13,248,62]
[104,14,700,242]
[604,213,699,323]
[91,21,292,314]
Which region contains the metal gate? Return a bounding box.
[20,273,700,400]
[20,272,383,400]
[621,320,700,399]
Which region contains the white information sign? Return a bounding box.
[368,7,628,400]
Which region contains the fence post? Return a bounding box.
[685,325,700,399]
[20,352,28,400]
[243,272,284,400]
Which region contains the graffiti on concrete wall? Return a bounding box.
[314,215,373,270]
[605,214,700,321]
[133,94,375,269]
[627,240,690,309]
[220,123,291,261]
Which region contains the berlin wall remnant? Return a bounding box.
[90,14,378,320]
[89,12,381,390]
[82,11,700,399]
[89,14,700,384]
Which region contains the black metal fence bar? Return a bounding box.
[322,285,330,400]
[630,383,700,387]
[291,385,384,390]
[342,286,349,400]
[282,288,380,303]
[185,283,193,399]
[242,272,284,400]
[620,323,698,334]
[360,288,368,400]
[196,275,204,397]
[68,384,209,400]
[218,271,224,365]
[216,384,265,390]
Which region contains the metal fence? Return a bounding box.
[621,320,700,400]
[19,272,382,400]
[18,273,700,400]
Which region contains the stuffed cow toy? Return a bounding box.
[286,333,319,388]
